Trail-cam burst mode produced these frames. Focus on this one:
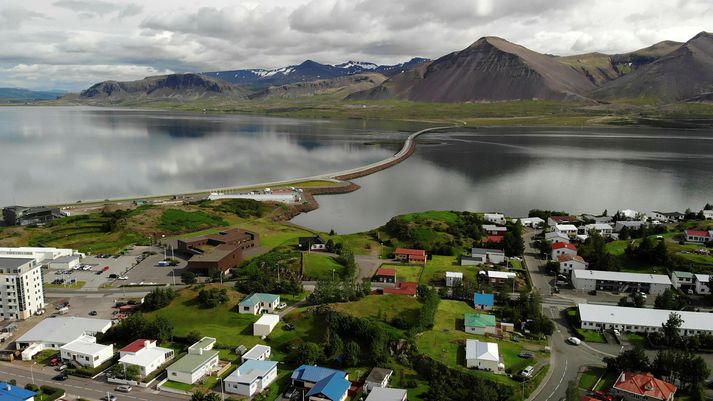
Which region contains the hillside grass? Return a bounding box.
[331,294,423,325]
[302,253,346,280]
[158,208,228,232]
[380,263,423,282]
[420,255,476,285]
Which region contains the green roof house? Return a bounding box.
[464,313,497,335]
[239,293,280,315]
[166,337,219,385]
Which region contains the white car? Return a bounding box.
[115,385,132,392]
[276,303,287,310]
[567,337,582,345]
[117,276,128,280]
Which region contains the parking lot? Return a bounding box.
[44,245,188,290]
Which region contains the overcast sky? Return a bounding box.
[1,0,710,90]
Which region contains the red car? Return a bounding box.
[49,357,60,366]
[103,266,110,272]
[593,391,613,401]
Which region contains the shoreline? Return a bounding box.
[41,124,457,217]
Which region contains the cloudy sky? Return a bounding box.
[1,0,711,90]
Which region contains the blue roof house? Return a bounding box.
[0,382,36,401]
[291,365,350,401]
[474,293,495,310]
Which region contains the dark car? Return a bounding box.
[283,323,295,331]
[89,310,97,316]
[53,374,68,381]
[108,274,118,279]
[518,351,535,359]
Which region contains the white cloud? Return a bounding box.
[0,0,711,90]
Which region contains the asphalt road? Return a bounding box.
[0,362,188,401]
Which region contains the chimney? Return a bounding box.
[144,340,150,349]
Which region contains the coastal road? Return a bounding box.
[0,362,187,401]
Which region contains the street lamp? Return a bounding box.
[30,362,36,385]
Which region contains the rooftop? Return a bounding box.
[255,314,280,325]
[240,293,280,306]
[394,248,426,257]
[375,268,396,277]
[445,271,463,278]
[613,372,676,400]
[365,367,393,383]
[383,281,418,296]
[0,258,35,272]
[17,317,112,345]
[305,372,350,401]
[572,270,672,285]
[0,381,37,401]
[483,235,504,244]
[119,344,173,367]
[242,344,271,360]
[60,335,111,355]
[474,293,495,306]
[464,313,496,328]
[578,304,713,332]
[291,365,346,383]
[167,349,219,374]
[465,339,499,362]
[552,242,577,251]
[120,339,155,354]
[555,224,578,231]
[487,271,516,279]
[224,359,277,385]
[672,271,694,279]
[472,247,504,255]
[558,255,587,264]
[482,225,507,231]
[365,387,408,401]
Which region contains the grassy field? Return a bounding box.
[416,300,546,385]
[44,281,86,289]
[331,295,423,325]
[578,330,607,343]
[606,230,713,272]
[302,253,346,280]
[399,210,462,225]
[420,255,476,285]
[579,366,606,390]
[158,208,227,232]
[329,232,380,256]
[380,263,423,282]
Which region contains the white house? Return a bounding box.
[618,209,640,220]
[241,344,271,363]
[60,335,113,368]
[513,217,545,228]
[364,367,393,392]
[551,242,577,260]
[578,304,713,335]
[462,248,505,266]
[465,340,501,371]
[464,313,497,335]
[671,271,695,291]
[238,293,280,315]
[483,213,506,225]
[649,211,685,223]
[47,255,80,270]
[166,337,219,385]
[572,270,672,296]
[684,230,712,243]
[119,339,175,379]
[694,274,710,295]
[254,314,280,337]
[365,388,408,401]
[0,258,45,320]
[583,223,613,237]
[445,271,463,287]
[482,225,507,235]
[558,255,588,274]
[614,221,646,232]
[224,359,278,397]
[545,231,570,244]
[16,317,112,360]
[547,216,579,227]
[555,224,578,237]
[702,210,713,220]
[486,271,516,287]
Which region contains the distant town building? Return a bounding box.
[16,317,112,360]
[547,215,579,227]
[374,268,396,284]
[445,271,463,287]
[483,213,506,225]
[365,387,408,401]
[473,293,494,310]
[364,367,393,392]
[684,229,712,243]
[0,258,45,320]
[2,205,65,226]
[393,248,427,264]
[0,381,37,401]
[551,242,577,259]
[578,304,713,335]
[238,293,280,315]
[558,255,588,274]
[178,228,258,272]
[298,236,326,251]
[572,270,671,296]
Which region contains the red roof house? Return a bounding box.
[552,242,577,259]
[684,229,712,243]
[374,268,396,283]
[394,248,427,263]
[120,339,156,354]
[383,282,418,296]
[611,372,676,401]
[483,235,504,244]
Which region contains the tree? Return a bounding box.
[143,287,177,311]
[619,225,631,240]
[632,293,646,308]
[197,288,229,308]
[109,364,140,381]
[181,271,197,285]
[149,315,174,342]
[654,288,686,310]
[186,330,202,344]
[604,347,650,373]
[566,380,579,401]
[343,341,361,367]
[289,342,323,365]
[503,221,525,257]
[662,312,683,345]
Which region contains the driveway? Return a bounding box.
[355,254,383,280]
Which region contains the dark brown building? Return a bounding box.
[178,229,259,272]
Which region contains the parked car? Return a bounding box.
[518,351,535,359]
[52,374,68,381]
[108,274,118,279]
[283,323,295,331]
[49,357,60,366]
[520,366,535,378]
[57,364,68,371]
[117,276,128,280]
[277,303,287,309]
[89,310,97,316]
[593,390,614,401]
[115,385,132,393]
[101,395,117,401]
[567,337,582,345]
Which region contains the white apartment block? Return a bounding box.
[0,258,45,320]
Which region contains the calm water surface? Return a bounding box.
[293,127,713,233]
[2,107,712,234]
[0,107,404,205]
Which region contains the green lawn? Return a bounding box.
[626,333,648,349]
[578,329,606,343]
[162,380,193,391]
[303,253,346,280]
[579,366,606,390]
[44,281,86,289]
[159,209,227,233]
[399,210,462,225]
[332,295,423,325]
[380,263,423,282]
[328,232,380,256]
[594,371,619,391]
[420,255,476,285]
[415,300,545,384]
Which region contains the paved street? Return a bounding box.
[0,362,187,401]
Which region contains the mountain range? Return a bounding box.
[0,88,67,102]
[68,31,713,104]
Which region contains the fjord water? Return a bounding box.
[0,107,400,205]
[2,107,712,234]
[293,127,713,233]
